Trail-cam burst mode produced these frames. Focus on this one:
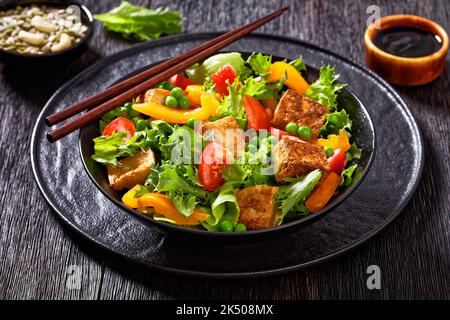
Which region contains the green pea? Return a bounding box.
[285,122,298,135]
[165,95,178,108]
[136,119,147,131]
[234,223,247,232]
[187,118,196,129]
[268,135,278,145]
[158,81,174,90]
[178,96,191,110]
[297,125,313,140]
[324,146,334,157]
[171,87,183,98]
[218,220,234,232]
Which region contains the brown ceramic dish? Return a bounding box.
[365,14,448,86]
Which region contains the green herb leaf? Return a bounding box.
[94,1,183,42]
[346,143,362,162]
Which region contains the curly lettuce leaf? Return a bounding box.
[289,55,306,73]
[276,169,322,222]
[94,1,183,42]
[346,143,362,162]
[92,130,157,166]
[305,65,345,110]
[320,109,352,136]
[246,52,272,75]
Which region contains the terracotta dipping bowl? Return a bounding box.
[365,14,448,86]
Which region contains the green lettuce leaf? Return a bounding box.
[213,77,246,126]
[289,55,306,73]
[305,65,345,110]
[320,109,352,136]
[346,143,362,162]
[276,169,322,222]
[185,52,245,83]
[147,163,208,217]
[246,52,272,75]
[94,1,183,42]
[340,164,358,187]
[202,182,240,231]
[92,130,157,166]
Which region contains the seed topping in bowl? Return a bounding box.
[0,4,88,55]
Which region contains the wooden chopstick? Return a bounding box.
[47,6,289,142]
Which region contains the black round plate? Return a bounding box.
[78,54,375,241]
[31,33,424,278]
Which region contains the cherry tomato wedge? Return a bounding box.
[199,141,229,191]
[167,74,194,90]
[242,95,271,130]
[328,148,347,174]
[102,117,136,138]
[211,64,238,96]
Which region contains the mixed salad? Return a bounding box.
[92,52,361,232]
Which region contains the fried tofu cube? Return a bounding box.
[272,135,329,182]
[107,149,155,191]
[136,88,170,105]
[202,116,244,158]
[237,185,281,230]
[272,89,328,139]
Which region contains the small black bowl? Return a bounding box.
[79,53,376,242]
[0,0,93,65]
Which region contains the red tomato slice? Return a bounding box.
[211,64,238,96]
[269,127,288,139]
[243,95,271,130]
[102,117,136,138]
[328,148,347,174]
[168,74,195,90]
[199,141,228,191]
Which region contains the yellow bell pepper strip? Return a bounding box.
[305,172,341,213]
[267,61,309,94]
[316,129,351,152]
[184,85,203,106]
[132,92,219,124]
[122,187,209,225]
[138,193,210,226]
[122,185,143,208]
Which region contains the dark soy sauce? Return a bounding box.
[373,26,442,58]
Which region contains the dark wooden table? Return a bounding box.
[1,0,449,299]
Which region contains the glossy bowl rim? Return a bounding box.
[364,14,449,63]
[0,0,94,58]
[78,53,377,239]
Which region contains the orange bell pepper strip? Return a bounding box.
[267,61,309,94]
[184,85,203,106]
[122,187,209,226]
[132,91,219,124]
[305,172,341,213]
[137,193,210,226]
[316,129,351,152]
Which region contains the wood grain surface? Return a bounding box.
[0,0,449,299]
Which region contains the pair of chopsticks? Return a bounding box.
[46,6,289,142]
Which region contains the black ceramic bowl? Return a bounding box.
[0,0,93,64]
[79,53,376,241]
